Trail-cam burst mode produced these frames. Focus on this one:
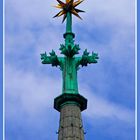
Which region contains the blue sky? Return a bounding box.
[5,0,135,140]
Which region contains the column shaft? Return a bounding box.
[58,104,85,140]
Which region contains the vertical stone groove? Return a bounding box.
[58,104,84,140]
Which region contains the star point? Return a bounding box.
[53,0,85,22]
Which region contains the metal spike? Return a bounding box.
[53,10,65,18]
[57,0,65,5]
[53,5,63,9]
[73,0,84,7]
[71,9,82,19]
[62,14,67,23]
[75,8,85,13]
[66,0,71,3]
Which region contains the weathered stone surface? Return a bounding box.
[58,104,84,140]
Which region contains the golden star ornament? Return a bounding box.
[53,0,85,23]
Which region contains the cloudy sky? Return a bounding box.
[5,0,135,140]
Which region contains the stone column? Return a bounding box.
[58,104,84,140]
[54,94,87,140]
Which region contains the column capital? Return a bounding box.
[54,93,87,112]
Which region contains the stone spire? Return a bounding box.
[58,104,84,140]
[40,0,99,139]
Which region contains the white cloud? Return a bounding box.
[81,85,134,124]
[82,0,135,26]
[5,0,135,28]
[5,0,135,59]
[5,64,134,125]
[5,64,61,116]
[5,0,135,139]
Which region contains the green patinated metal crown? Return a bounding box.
[40,0,99,111]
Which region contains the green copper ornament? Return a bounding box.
[41,0,99,95]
